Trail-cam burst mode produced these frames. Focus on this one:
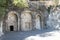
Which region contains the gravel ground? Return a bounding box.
[0,29,60,40]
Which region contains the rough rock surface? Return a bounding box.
[47,6,60,29]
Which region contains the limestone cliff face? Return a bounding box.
[47,6,60,29]
[2,0,48,32]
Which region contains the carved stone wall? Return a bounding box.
[2,1,48,32]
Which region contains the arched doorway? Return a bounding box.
[35,15,41,30]
[21,13,32,31]
[10,25,14,31]
[5,11,18,32]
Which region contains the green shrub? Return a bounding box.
[0,7,5,19]
[12,0,29,8]
[0,0,7,7]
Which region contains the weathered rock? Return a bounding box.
[47,6,60,29]
[2,1,48,32]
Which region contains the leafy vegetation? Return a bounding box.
[0,0,7,19]
[0,0,29,19]
[0,7,5,20]
[0,0,59,19]
[0,0,7,7]
[12,0,29,8]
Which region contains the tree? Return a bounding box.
[0,0,7,19]
[12,0,29,8]
[0,0,7,7]
[0,0,29,19]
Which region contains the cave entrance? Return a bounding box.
[10,26,14,31]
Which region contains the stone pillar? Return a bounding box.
[41,17,45,30]
[17,14,20,31]
[41,19,46,29]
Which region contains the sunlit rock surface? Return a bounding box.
[0,21,4,37]
[47,7,60,29]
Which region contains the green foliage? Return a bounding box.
[0,0,6,19]
[0,7,5,19]
[0,0,7,7]
[12,0,29,8]
[0,0,29,20]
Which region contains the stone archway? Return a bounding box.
[7,12,18,31]
[21,12,32,31]
[35,15,41,30]
[4,11,18,32]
